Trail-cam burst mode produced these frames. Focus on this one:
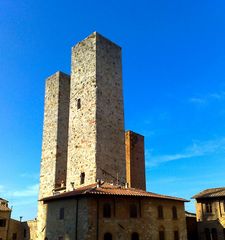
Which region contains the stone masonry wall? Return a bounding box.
[66,32,126,189]
[125,131,146,190]
[66,33,97,189]
[96,33,126,185]
[37,71,70,239]
[43,196,187,240]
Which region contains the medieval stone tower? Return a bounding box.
[37,32,126,238]
[66,32,126,189]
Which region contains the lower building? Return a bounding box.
[0,198,37,240]
[192,187,225,240]
[185,211,198,240]
[41,182,188,240]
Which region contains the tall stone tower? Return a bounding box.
[66,32,126,189]
[125,131,146,190]
[37,72,70,238]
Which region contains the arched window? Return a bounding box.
[104,232,112,240]
[172,206,178,219]
[205,202,212,213]
[159,226,165,240]
[174,230,179,240]
[212,228,218,240]
[204,228,210,240]
[159,230,165,240]
[130,204,138,218]
[103,203,111,218]
[131,232,139,240]
[158,206,164,219]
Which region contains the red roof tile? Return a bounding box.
[192,187,225,199]
[41,182,188,202]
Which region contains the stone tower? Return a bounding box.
[125,130,146,190]
[66,32,126,189]
[37,72,70,238]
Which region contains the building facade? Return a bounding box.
[0,198,37,240]
[193,187,225,240]
[42,183,187,240]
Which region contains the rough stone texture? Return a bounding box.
[66,32,126,189]
[125,131,146,190]
[195,198,225,240]
[43,196,187,240]
[45,198,89,240]
[37,71,70,239]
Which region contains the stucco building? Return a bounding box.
[0,198,37,240]
[192,187,225,240]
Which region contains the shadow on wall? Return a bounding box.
[198,220,225,240]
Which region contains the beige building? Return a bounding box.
[192,187,225,240]
[0,198,37,240]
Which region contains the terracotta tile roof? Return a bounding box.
[41,182,188,202]
[192,187,225,199]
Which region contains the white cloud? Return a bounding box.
[146,137,225,167]
[8,184,39,197]
[189,91,225,105]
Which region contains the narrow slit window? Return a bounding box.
[77,98,81,109]
[103,203,111,218]
[59,208,64,220]
[158,206,164,219]
[172,206,178,219]
[130,204,138,218]
[80,172,85,185]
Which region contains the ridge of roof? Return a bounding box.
[192,187,225,199]
[41,182,188,202]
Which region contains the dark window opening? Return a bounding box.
[205,202,212,213]
[159,230,165,240]
[24,229,27,238]
[80,172,85,185]
[103,203,111,218]
[77,98,81,109]
[212,228,218,240]
[104,232,112,240]
[158,206,164,219]
[59,208,64,220]
[0,219,6,227]
[172,206,178,219]
[131,232,139,240]
[205,228,211,240]
[130,204,138,218]
[174,231,179,240]
[12,233,17,240]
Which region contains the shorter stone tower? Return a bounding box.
[37,71,70,238]
[125,130,146,190]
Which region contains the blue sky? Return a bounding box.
[0,0,225,220]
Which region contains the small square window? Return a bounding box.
[0,219,6,227]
